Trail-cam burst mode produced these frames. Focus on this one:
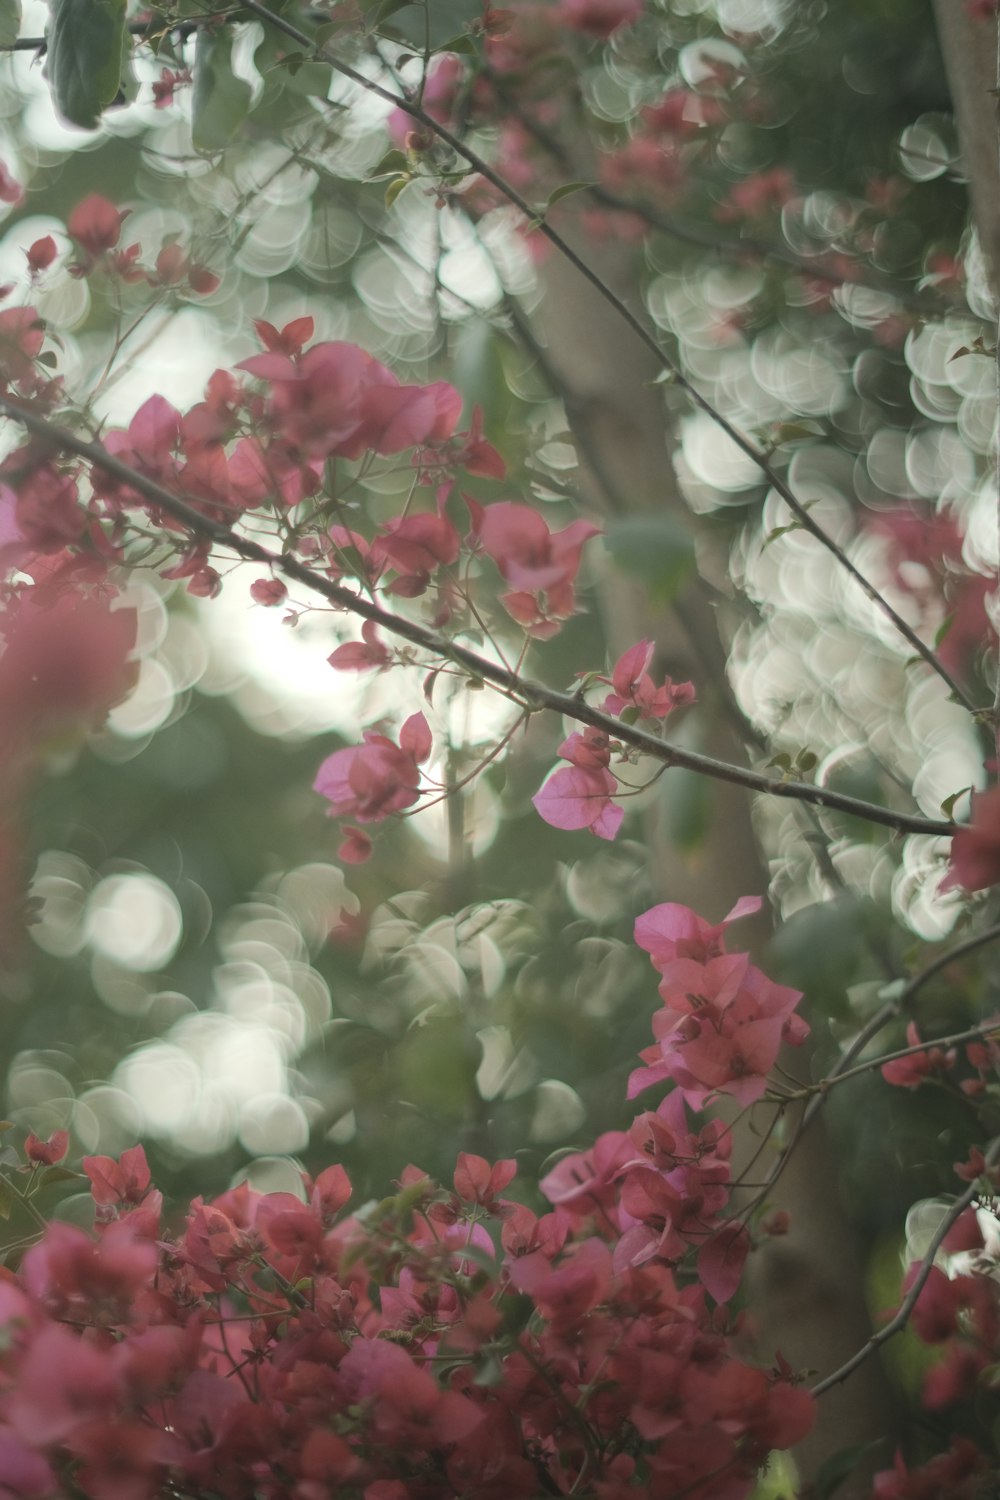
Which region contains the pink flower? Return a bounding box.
[0,305,44,385]
[533,726,623,840]
[598,639,696,721]
[881,1022,956,1089]
[328,620,392,672]
[942,785,1000,893]
[634,896,762,968]
[0,160,23,206]
[558,0,644,37]
[473,500,600,635]
[313,712,432,826]
[250,577,288,607]
[67,195,129,267]
[24,1129,69,1165]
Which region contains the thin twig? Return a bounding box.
[237,0,980,717]
[810,1133,1000,1397]
[0,395,958,838]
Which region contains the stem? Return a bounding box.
[810,1133,1000,1397]
[0,398,958,838]
[238,0,980,717]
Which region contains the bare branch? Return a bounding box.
[236,0,981,718]
[0,394,956,838]
[810,1134,1000,1398]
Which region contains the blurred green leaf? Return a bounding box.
[604,515,695,601]
[192,27,253,154]
[384,174,412,208]
[0,0,20,48]
[44,0,126,129]
[812,1441,884,1500]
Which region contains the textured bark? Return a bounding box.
[932,0,1000,301]
[535,238,895,1488]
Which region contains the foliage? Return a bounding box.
[0,0,999,1497]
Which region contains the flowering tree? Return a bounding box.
[0,0,999,1496]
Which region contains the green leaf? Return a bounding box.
[604,515,695,602]
[435,31,477,53]
[0,0,20,49]
[44,0,126,130]
[941,785,972,820]
[384,174,412,208]
[933,611,955,648]
[191,26,253,154]
[544,180,593,210]
[38,1165,80,1186]
[812,1441,884,1500]
[368,148,410,180]
[795,748,818,773]
[363,0,417,27]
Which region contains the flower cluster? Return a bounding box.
[0,902,815,1499]
[629,898,808,1108]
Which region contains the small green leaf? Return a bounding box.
[0,0,21,49]
[796,748,818,773]
[941,785,972,820]
[934,611,955,648]
[0,1179,11,1220]
[44,0,126,129]
[368,148,410,180]
[363,0,416,27]
[767,752,793,772]
[812,1441,884,1500]
[191,26,253,154]
[761,521,803,550]
[384,174,412,208]
[38,1165,80,1186]
[435,31,477,53]
[545,180,594,210]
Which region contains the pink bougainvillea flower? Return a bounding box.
[327,620,392,673]
[471,499,600,635]
[0,305,44,385]
[634,895,762,969]
[249,577,288,607]
[67,195,129,265]
[314,712,432,831]
[453,1152,517,1209]
[533,726,623,840]
[26,235,58,276]
[0,160,22,205]
[598,639,696,721]
[558,0,644,37]
[880,1022,957,1089]
[533,764,623,840]
[24,1130,69,1165]
[942,785,1000,893]
[338,825,373,864]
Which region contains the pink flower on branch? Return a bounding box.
[942,785,1000,893]
[598,639,696,722]
[533,726,623,840]
[472,498,600,637]
[313,712,433,859]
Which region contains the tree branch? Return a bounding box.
[236,0,981,719]
[810,1133,1000,1399]
[0,394,956,839]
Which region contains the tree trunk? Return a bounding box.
[534,235,896,1489]
[931,0,1000,302]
